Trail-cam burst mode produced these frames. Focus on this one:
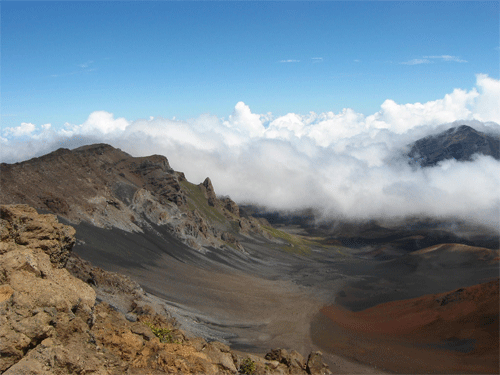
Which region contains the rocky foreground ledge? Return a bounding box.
[0,204,332,375]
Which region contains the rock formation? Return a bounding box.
[201,177,218,207]
[0,204,331,375]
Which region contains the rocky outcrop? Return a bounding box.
[264,348,331,375]
[221,197,240,217]
[201,177,218,207]
[265,348,306,373]
[0,204,332,374]
[0,204,76,268]
[0,205,96,373]
[306,352,332,375]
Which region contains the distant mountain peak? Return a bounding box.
[408,125,500,167]
[456,124,475,131]
[444,124,476,135]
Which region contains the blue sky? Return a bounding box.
[2,1,499,130]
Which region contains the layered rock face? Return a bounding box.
[0,204,331,375]
[0,144,267,251]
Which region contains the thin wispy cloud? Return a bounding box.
[280,59,300,63]
[51,60,97,78]
[312,57,323,63]
[78,60,94,68]
[50,71,79,78]
[354,59,361,63]
[424,55,467,63]
[401,58,431,65]
[401,55,468,65]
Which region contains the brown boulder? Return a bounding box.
[202,341,238,373]
[306,351,332,375]
[265,348,305,372]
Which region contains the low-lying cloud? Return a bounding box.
[2,74,499,228]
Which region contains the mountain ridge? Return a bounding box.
[0,143,270,252]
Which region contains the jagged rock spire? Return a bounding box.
[201,177,217,206]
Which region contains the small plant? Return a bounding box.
[240,357,256,375]
[144,321,177,343]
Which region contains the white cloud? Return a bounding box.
[267,113,307,139]
[473,73,500,123]
[223,101,266,138]
[279,59,300,63]
[312,57,323,63]
[365,87,479,133]
[401,59,431,65]
[3,122,36,137]
[2,74,499,228]
[65,111,130,135]
[424,55,467,63]
[402,55,468,65]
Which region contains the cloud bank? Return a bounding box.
[2,74,499,228]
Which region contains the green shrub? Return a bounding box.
[240,357,256,375]
[144,321,177,343]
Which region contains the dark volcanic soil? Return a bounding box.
[70,219,343,354]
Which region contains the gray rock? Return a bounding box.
[125,313,137,322]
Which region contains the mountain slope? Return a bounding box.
[0,143,267,251]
